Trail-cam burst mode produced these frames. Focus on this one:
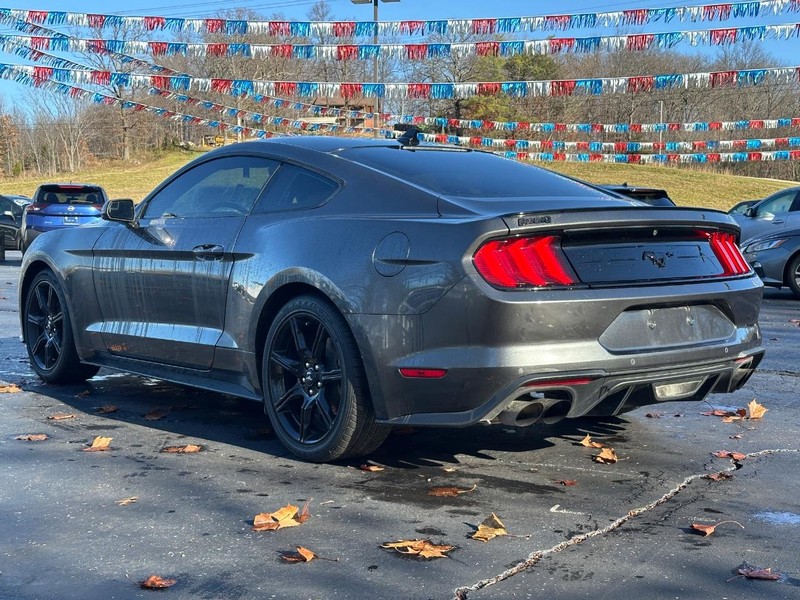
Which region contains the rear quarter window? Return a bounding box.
[253,164,340,213]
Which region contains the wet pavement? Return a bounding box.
[0,252,798,599]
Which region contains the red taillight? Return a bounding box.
[399,368,447,379]
[25,203,45,212]
[705,231,751,276]
[473,235,578,288]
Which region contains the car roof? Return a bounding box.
[222,137,402,155]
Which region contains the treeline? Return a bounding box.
[1,1,798,181]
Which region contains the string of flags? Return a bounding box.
[513,150,800,163]
[3,63,798,99]
[0,1,796,37]
[1,23,799,60]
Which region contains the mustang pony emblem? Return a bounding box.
[642,251,673,268]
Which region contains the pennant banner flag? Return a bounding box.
[513,150,800,163]
[0,1,797,37]
[2,23,799,60]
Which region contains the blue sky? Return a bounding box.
[0,0,799,103]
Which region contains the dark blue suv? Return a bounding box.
[19,183,107,252]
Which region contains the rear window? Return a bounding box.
[35,185,104,205]
[339,147,601,198]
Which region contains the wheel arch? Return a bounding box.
[19,260,57,342]
[783,250,800,291]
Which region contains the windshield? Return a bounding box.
[339,147,604,199]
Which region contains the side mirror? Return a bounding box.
[1,210,13,219]
[743,207,756,218]
[103,198,135,223]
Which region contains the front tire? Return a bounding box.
[787,254,800,299]
[262,295,388,462]
[23,271,99,383]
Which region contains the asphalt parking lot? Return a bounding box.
[0,251,798,600]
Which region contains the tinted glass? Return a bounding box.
[756,192,796,217]
[339,147,600,198]
[253,164,339,213]
[35,185,104,205]
[143,156,279,219]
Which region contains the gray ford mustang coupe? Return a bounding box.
[20,137,764,462]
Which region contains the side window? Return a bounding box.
[143,156,279,219]
[253,163,339,213]
[756,192,795,218]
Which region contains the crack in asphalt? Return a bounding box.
[452,448,800,600]
[756,368,800,378]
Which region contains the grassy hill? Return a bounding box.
[0,148,794,210]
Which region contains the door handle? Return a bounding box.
[192,244,224,260]
[772,220,784,224]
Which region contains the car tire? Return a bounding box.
[23,270,100,383]
[787,254,800,299]
[262,295,388,462]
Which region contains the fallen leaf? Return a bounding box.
[15,433,48,441]
[0,384,22,393]
[593,447,618,464]
[701,409,737,417]
[281,546,318,563]
[95,404,118,414]
[74,390,91,398]
[381,539,454,559]
[579,434,604,448]
[729,434,743,440]
[253,502,310,531]
[471,513,508,542]
[712,450,746,461]
[428,484,476,497]
[139,575,177,589]
[47,413,75,421]
[737,566,781,580]
[554,479,578,487]
[645,412,662,418]
[789,319,800,327]
[160,444,203,454]
[690,520,743,536]
[359,464,384,472]
[144,409,168,421]
[83,436,112,452]
[442,467,458,473]
[707,472,733,482]
[116,496,138,506]
[747,399,768,420]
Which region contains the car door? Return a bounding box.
[91,155,279,369]
[0,196,18,249]
[738,190,799,242]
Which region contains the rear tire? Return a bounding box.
[23,270,99,383]
[787,254,800,299]
[262,295,388,462]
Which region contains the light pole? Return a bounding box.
[351,0,399,136]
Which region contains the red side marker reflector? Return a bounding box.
[399,368,448,379]
[524,377,595,388]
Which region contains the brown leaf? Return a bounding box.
[712,450,746,461]
[701,409,736,417]
[74,390,91,398]
[471,513,508,542]
[139,575,177,589]
[593,447,618,464]
[359,464,384,472]
[721,415,744,423]
[83,436,112,452]
[707,472,733,481]
[554,479,578,487]
[737,566,781,580]
[15,433,48,441]
[47,413,75,421]
[789,319,800,327]
[442,467,458,473]
[160,444,202,454]
[381,539,454,559]
[281,546,318,563]
[645,412,662,418]
[428,484,476,497]
[95,404,118,414]
[253,502,310,531]
[144,409,168,421]
[691,523,718,536]
[579,434,604,448]
[729,434,743,440]
[116,496,138,506]
[0,384,22,393]
[747,399,768,420]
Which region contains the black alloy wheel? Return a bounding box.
[263,295,387,462]
[24,271,99,383]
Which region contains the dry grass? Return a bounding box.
[0,148,794,210]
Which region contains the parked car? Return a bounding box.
[0,194,30,253]
[598,184,676,207]
[742,227,800,298]
[19,138,764,462]
[731,186,800,242]
[18,183,107,252]
[728,199,758,215]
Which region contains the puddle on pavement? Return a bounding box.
[753,511,800,526]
